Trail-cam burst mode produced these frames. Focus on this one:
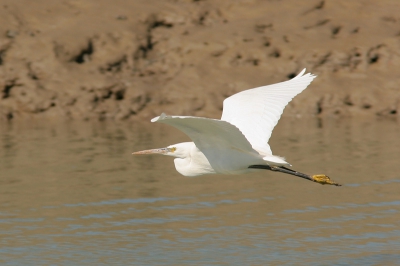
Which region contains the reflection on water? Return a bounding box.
[0,118,400,265]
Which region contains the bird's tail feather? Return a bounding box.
[262,155,291,166]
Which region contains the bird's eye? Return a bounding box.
[169,147,176,152]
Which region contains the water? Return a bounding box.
[0,118,400,265]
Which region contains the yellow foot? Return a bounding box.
[312,174,341,186]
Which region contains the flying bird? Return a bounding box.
[133,69,341,186]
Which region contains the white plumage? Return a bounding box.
[133,69,341,186]
[221,69,314,156]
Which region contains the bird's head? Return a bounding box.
[132,142,192,159]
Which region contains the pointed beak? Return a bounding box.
[132,148,168,155]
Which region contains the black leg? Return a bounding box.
[248,165,341,186]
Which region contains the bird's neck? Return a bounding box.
[173,142,216,177]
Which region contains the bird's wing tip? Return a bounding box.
[293,68,317,80]
[151,113,168,122]
[292,68,306,79]
[150,116,159,122]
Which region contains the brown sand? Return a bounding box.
[0,0,399,121]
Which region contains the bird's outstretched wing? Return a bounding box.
[221,69,316,155]
[151,114,277,173]
[151,113,255,153]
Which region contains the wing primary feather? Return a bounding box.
[221,69,316,155]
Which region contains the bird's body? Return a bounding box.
[169,142,265,176]
[133,69,341,186]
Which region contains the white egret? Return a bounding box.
[133,69,341,186]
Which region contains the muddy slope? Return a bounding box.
[1,0,400,121]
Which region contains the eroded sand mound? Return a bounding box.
[0,0,399,121]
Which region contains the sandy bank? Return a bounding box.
[0,0,399,122]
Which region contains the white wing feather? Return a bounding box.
[151,113,255,153]
[151,114,271,172]
[221,69,316,155]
